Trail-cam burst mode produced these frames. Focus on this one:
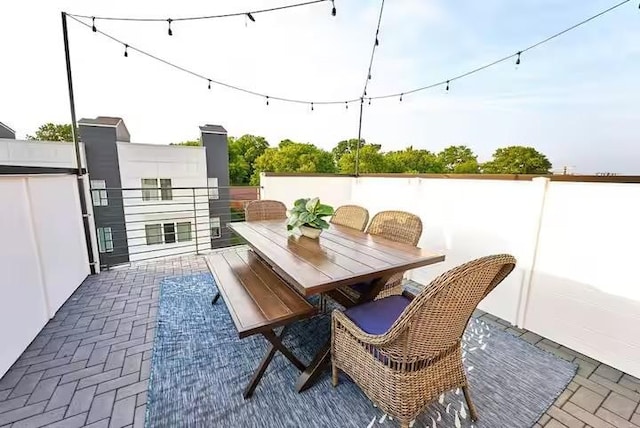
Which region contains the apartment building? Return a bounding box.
[77,117,231,268]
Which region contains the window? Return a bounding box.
[176,222,192,242]
[160,179,172,201]
[145,224,163,245]
[90,180,108,206]
[97,227,113,253]
[208,177,219,200]
[141,179,158,201]
[163,223,176,244]
[210,217,221,239]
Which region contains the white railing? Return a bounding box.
[261,173,640,378]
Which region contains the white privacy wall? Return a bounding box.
[261,174,640,377]
[260,174,354,209]
[0,175,89,378]
[526,182,640,377]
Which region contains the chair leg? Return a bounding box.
[462,385,478,421]
[332,363,338,387]
[211,293,220,305]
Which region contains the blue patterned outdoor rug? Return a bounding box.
[146,274,576,428]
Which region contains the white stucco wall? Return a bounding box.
[0,139,85,169]
[117,142,212,261]
[260,174,354,209]
[0,175,89,378]
[260,174,640,377]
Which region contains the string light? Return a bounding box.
[345,101,348,109]
[167,19,173,36]
[331,0,337,16]
[68,0,631,108]
[69,0,331,23]
[266,96,269,105]
[246,13,256,22]
[311,102,314,111]
[399,93,403,102]
[208,79,211,89]
[361,0,385,100]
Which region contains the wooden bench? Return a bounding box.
[206,248,316,398]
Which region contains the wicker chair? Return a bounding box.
[367,211,422,299]
[332,254,516,428]
[244,200,287,221]
[330,205,370,231]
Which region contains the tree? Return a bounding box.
[482,146,552,174]
[228,135,269,185]
[438,145,479,173]
[251,140,336,184]
[28,123,73,142]
[338,144,386,174]
[331,139,381,164]
[384,147,444,173]
[170,139,201,146]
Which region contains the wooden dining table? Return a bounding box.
[228,219,445,392]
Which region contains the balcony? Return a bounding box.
[1,172,639,427]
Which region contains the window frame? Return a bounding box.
[176,222,192,242]
[160,178,173,201]
[90,180,108,207]
[163,223,176,244]
[141,178,159,201]
[208,177,219,200]
[145,224,163,245]
[97,227,113,253]
[210,217,221,239]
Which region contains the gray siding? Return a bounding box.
[0,125,15,139]
[79,124,130,266]
[200,126,232,248]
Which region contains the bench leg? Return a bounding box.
[211,293,220,305]
[295,341,331,392]
[243,327,305,399]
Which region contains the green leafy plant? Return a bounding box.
[287,197,334,231]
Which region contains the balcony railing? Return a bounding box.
[89,185,260,268]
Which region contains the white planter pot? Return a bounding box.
[300,225,322,239]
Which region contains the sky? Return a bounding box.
[1,0,639,174]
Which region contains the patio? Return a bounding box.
[0,254,638,427]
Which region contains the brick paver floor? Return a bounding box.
[0,255,639,427]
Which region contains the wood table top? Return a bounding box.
[228,220,445,296]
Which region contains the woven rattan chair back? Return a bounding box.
[386,254,516,361]
[244,200,287,222]
[331,254,516,426]
[366,210,422,246]
[330,205,370,231]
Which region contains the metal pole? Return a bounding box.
[354,97,364,176]
[192,188,199,254]
[62,11,97,274]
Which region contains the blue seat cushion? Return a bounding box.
[343,295,411,335]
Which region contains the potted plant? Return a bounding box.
[287,197,334,239]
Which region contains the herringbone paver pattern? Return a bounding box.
[1,255,639,427]
[475,311,640,428]
[0,255,207,428]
